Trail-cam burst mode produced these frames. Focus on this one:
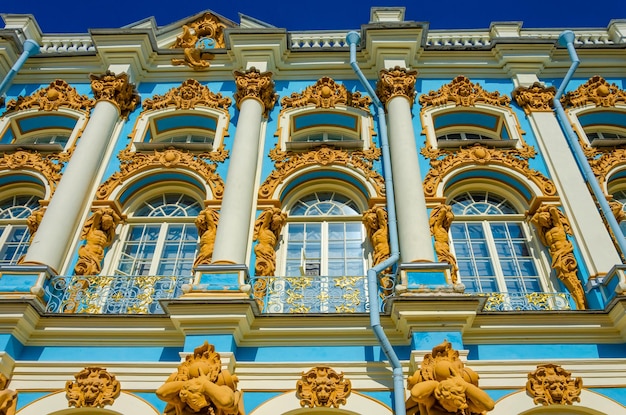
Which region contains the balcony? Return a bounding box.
[478,292,574,311]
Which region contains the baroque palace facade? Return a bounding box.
[0,6,625,415]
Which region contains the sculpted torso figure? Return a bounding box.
[74,208,121,275]
[253,208,286,276]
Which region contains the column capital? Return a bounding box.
[89,70,141,119]
[512,82,556,115]
[376,66,418,107]
[233,67,277,117]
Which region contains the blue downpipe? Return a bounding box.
[0,39,40,98]
[552,30,626,259]
[347,31,406,415]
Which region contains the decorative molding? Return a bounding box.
[4,79,95,114]
[560,75,626,108]
[512,82,556,115]
[193,207,220,267]
[296,366,351,408]
[234,67,278,117]
[170,13,226,70]
[363,206,392,294]
[406,340,494,415]
[74,207,124,276]
[65,367,121,408]
[281,77,371,111]
[142,79,231,112]
[259,145,384,200]
[419,75,510,108]
[429,204,459,283]
[95,148,225,200]
[421,143,556,197]
[526,363,582,406]
[25,207,46,243]
[89,71,140,119]
[156,342,243,415]
[0,150,63,193]
[529,204,586,310]
[0,373,17,415]
[376,66,418,107]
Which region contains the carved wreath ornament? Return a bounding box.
[296,366,351,408]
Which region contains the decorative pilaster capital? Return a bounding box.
[89,71,141,119]
[376,66,418,107]
[233,67,278,117]
[512,82,556,115]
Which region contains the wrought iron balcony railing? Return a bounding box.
[44,275,191,314]
[478,291,573,311]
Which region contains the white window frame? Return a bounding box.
[0,193,41,266]
[567,104,626,147]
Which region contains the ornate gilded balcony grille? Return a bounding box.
[479,292,573,311]
[44,275,191,314]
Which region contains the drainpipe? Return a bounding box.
[0,39,40,98]
[552,30,626,258]
[347,31,405,415]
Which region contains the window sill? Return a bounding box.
[436,139,517,149]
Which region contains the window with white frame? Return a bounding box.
[113,194,201,276]
[449,191,544,294]
[283,192,366,277]
[570,108,626,147]
[611,189,626,236]
[0,195,40,265]
[0,112,85,152]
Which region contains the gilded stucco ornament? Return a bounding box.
[610,199,626,224]
[142,79,232,111]
[429,204,459,283]
[376,66,418,107]
[560,75,626,108]
[26,207,45,243]
[0,373,17,415]
[65,367,121,408]
[253,207,287,277]
[363,207,392,294]
[74,207,124,276]
[526,364,582,406]
[156,341,244,415]
[421,143,556,198]
[512,82,556,115]
[0,150,63,193]
[193,207,220,267]
[90,71,140,119]
[281,77,371,111]
[586,147,626,185]
[233,67,278,117]
[419,75,510,108]
[170,13,226,70]
[95,148,225,200]
[529,204,586,310]
[296,366,351,408]
[259,145,384,200]
[4,79,95,114]
[406,340,494,415]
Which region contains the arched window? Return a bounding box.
[449,191,544,295]
[112,194,202,276]
[0,195,39,265]
[283,191,365,277]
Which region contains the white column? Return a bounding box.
[212,98,264,264]
[23,71,138,273]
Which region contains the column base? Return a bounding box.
[396,262,465,294]
[185,264,251,296]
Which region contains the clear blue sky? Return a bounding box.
[2,0,625,33]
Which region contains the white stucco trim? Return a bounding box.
[17,391,159,415]
[249,390,392,415]
[492,389,626,415]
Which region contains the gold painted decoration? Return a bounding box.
[74,207,124,276]
[95,148,225,200]
[281,77,371,111]
[170,13,226,70]
[363,207,390,266]
[26,207,45,243]
[586,147,626,185]
[234,67,278,117]
[429,204,459,283]
[142,79,231,111]
[193,208,220,267]
[296,366,351,408]
[561,75,626,108]
[529,204,586,310]
[65,367,121,408]
[376,66,418,106]
[526,364,582,406]
[4,79,95,114]
[0,150,63,193]
[253,207,287,277]
[421,143,556,198]
[0,374,17,415]
[610,199,626,224]
[156,341,244,415]
[512,82,556,115]
[419,75,510,108]
[259,145,384,199]
[90,71,140,119]
[406,340,494,415]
